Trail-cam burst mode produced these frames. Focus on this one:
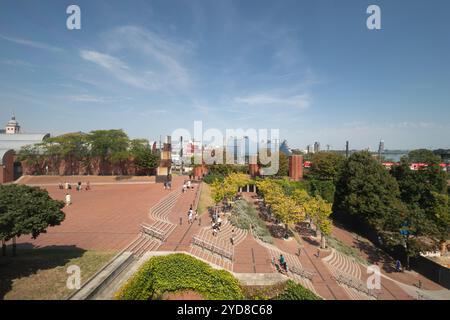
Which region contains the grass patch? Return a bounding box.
[0,248,116,300]
[197,183,214,216]
[229,199,273,244]
[326,235,369,266]
[115,253,244,300]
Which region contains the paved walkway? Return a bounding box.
[14,176,183,251]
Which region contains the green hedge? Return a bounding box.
[115,253,244,300]
[275,280,322,300]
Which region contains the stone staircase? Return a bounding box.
[265,245,317,294]
[322,249,377,300]
[124,234,161,258]
[189,218,247,270]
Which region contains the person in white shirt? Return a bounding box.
[65,193,71,206]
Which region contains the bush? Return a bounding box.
[115,253,244,300]
[203,173,225,185]
[229,200,273,244]
[275,280,322,300]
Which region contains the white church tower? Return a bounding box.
[5,114,20,134]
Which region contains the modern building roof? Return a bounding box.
[0,133,50,151]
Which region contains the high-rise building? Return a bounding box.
[378,140,385,154]
[314,141,321,153]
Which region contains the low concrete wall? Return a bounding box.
[69,251,134,300]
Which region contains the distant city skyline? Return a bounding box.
[1,0,449,150]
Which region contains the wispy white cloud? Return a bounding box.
[80,50,157,90]
[79,26,192,92]
[0,34,62,52]
[234,93,311,110]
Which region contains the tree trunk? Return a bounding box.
[12,236,16,257]
[2,239,6,256]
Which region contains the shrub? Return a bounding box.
[115,253,244,300]
[229,200,273,244]
[275,280,322,300]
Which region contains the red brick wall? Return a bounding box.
[289,155,303,181]
[0,150,15,183]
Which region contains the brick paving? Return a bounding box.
[14,176,183,251]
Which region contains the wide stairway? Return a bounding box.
[126,188,182,257]
[189,218,247,270]
[263,243,317,294]
[322,248,378,300]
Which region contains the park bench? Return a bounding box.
[192,236,233,261]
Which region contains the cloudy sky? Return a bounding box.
[0,0,449,150]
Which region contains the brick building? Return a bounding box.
[0,115,50,183]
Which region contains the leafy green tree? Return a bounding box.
[0,185,65,256]
[405,149,441,164]
[333,151,403,232]
[310,152,345,181]
[88,129,130,175]
[391,160,450,258]
[130,139,159,175]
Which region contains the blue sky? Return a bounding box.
[0,0,449,150]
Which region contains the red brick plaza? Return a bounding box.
[15,176,450,300]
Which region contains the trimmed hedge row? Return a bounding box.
[115,253,244,300]
[275,280,322,300]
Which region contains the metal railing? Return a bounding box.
[192,236,233,261]
[141,223,172,241]
[333,271,380,298]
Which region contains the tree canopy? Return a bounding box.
[0,185,65,255]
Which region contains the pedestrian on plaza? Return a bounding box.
[279,254,287,272]
[194,209,198,221]
[65,182,69,190]
[187,180,191,189]
[58,182,64,190]
[230,229,235,246]
[65,193,71,206]
[77,181,82,191]
[182,183,186,193]
[395,260,402,272]
[188,211,193,224]
[316,249,320,258]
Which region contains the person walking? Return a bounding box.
[395,260,402,272]
[188,211,193,224]
[65,193,71,206]
[65,182,69,190]
[230,229,235,246]
[77,181,82,191]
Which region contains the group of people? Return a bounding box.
[275,254,288,273]
[59,181,91,207]
[163,180,172,190]
[211,208,223,237]
[187,205,198,224]
[58,181,91,192]
[182,179,193,193]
